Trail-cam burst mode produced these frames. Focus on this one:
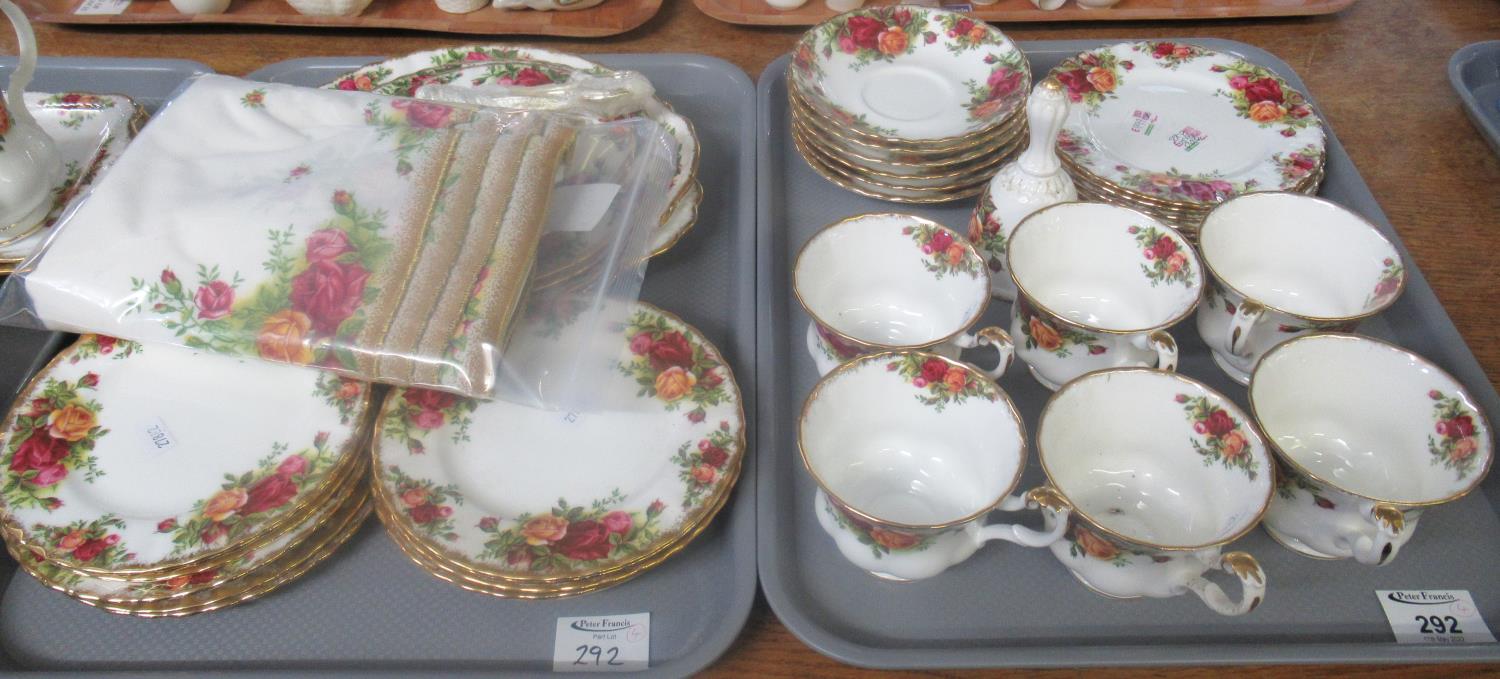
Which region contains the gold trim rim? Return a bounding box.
[791,128,991,203]
[792,114,1021,183]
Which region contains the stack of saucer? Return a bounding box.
[788,6,1030,203]
[1048,41,1327,239]
[0,335,373,617]
[373,301,745,598]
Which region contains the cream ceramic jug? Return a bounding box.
[0,0,61,237]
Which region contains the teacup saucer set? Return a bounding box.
[790,7,1492,616]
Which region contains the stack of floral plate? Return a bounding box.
[372,301,745,598]
[0,336,373,617]
[1049,41,1326,239]
[327,45,702,258]
[787,6,1030,203]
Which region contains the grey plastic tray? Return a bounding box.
[1450,41,1500,158]
[757,39,1500,668]
[0,54,757,676]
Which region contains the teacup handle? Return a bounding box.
[1226,300,1267,358]
[1127,330,1178,372]
[1343,501,1405,566]
[1183,551,1266,616]
[0,0,40,131]
[949,326,1013,380]
[976,486,1070,548]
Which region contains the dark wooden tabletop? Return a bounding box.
[19,0,1500,674]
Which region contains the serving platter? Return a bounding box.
[18,0,660,36]
[697,0,1358,27]
[758,39,1500,667]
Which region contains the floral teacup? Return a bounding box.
[1034,368,1273,616]
[1005,202,1202,390]
[801,351,1069,581]
[1249,333,1492,565]
[1196,192,1405,384]
[795,213,1013,378]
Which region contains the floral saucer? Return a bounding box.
[373,301,744,582]
[0,335,372,577]
[12,471,365,606]
[325,46,700,257]
[792,128,991,203]
[1049,41,1326,208]
[0,93,144,271]
[789,6,1030,143]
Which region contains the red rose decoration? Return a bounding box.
[953,18,974,36]
[78,372,100,389]
[194,280,235,321]
[160,269,178,286]
[629,331,655,356]
[404,388,458,412]
[845,16,886,50]
[986,68,1023,102]
[1153,42,1175,58]
[505,548,532,569]
[405,101,453,129]
[553,520,613,561]
[1449,415,1476,439]
[1242,77,1284,104]
[920,358,948,384]
[1203,409,1236,437]
[157,518,177,533]
[699,369,724,389]
[277,455,308,477]
[512,68,553,87]
[464,50,491,62]
[336,78,357,91]
[687,410,706,423]
[201,522,229,545]
[890,7,910,24]
[478,517,499,531]
[96,336,116,354]
[31,464,67,486]
[1372,277,1399,298]
[305,228,354,264]
[1151,235,1178,261]
[412,409,445,430]
[929,229,954,252]
[12,433,70,473]
[409,502,442,525]
[25,398,52,417]
[1314,496,1335,509]
[290,259,370,335]
[601,510,633,535]
[700,444,729,468]
[1055,69,1093,101]
[647,331,695,372]
[241,474,298,515]
[72,538,108,562]
[403,75,437,97]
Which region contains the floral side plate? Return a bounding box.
[0,335,371,574]
[325,46,700,257]
[374,301,744,580]
[789,5,1030,142]
[1050,41,1326,207]
[0,93,144,270]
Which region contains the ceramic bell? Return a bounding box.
[0,0,61,238]
[967,76,1075,300]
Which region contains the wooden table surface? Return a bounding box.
[18,0,1500,674]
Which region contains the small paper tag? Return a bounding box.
[545,183,620,233]
[1377,590,1496,644]
[139,417,177,454]
[553,613,649,672]
[74,0,130,14]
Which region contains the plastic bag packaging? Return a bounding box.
[0,73,678,407]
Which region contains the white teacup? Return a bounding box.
[800,351,1069,581]
[1196,192,1405,384]
[1250,333,1493,565]
[795,213,1013,378]
[1006,202,1202,390]
[1034,368,1273,616]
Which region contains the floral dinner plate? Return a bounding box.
[1050,41,1326,208]
[374,301,744,582]
[0,93,144,270]
[325,46,700,257]
[0,335,372,576]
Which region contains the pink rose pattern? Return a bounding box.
[27,515,132,573]
[0,367,108,511]
[1129,225,1195,287]
[903,222,982,280]
[1211,59,1318,135]
[886,353,1000,412]
[1428,390,1484,480]
[1275,462,1337,509]
[1366,257,1404,309]
[1177,393,1259,480]
[383,307,739,575]
[129,190,392,374]
[167,432,342,555]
